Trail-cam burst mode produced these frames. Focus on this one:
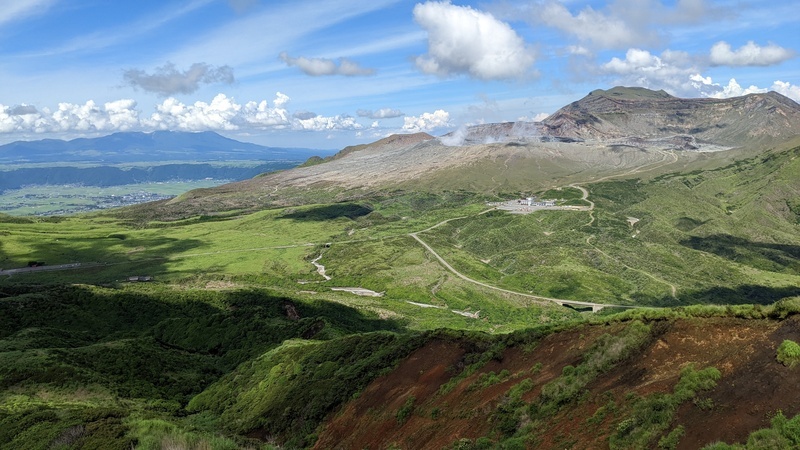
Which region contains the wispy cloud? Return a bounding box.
[17,0,215,58]
[336,31,426,59]
[536,1,657,49]
[227,0,258,13]
[123,63,235,96]
[167,0,403,68]
[0,0,57,26]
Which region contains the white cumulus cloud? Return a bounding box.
[691,76,800,102]
[705,78,767,98]
[104,99,140,131]
[145,94,241,131]
[0,104,45,133]
[600,45,800,103]
[279,52,375,76]
[413,1,535,80]
[402,110,451,133]
[601,48,701,95]
[771,81,800,103]
[241,98,291,129]
[531,112,551,122]
[293,114,363,132]
[709,41,796,67]
[0,92,378,138]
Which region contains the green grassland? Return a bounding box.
[2,142,798,313]
[1,140,800,447]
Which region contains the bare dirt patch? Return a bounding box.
[330,287,383,297]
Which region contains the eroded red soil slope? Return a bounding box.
[314,317,800,450]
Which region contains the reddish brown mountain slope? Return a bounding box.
[314,316,800,449]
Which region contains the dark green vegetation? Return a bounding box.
[2,287,800,448]
[0,284,410,449]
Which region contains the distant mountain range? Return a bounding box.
[0,131,331,164]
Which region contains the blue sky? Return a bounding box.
[1,0,798,150]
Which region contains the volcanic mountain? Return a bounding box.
[448,86,800,148]
[127,87,800,219]
[539,86,800,146]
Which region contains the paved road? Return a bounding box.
[409,227,637,312]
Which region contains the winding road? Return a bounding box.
[408,210,637,312]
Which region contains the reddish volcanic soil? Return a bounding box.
[313,317,800,450]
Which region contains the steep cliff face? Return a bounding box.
[541,87,800,146]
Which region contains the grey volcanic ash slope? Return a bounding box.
[133,87,800,217]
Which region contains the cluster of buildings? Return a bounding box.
[488,195,562,215]
[520,197,556,207]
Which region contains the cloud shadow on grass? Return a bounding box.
[279,203,372,221]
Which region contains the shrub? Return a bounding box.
[746,428,790,449]
[396,396,415,424]
[610,365,719,449]
[658,425,685,450]
[536,321,652,416]
[701,411,800,449]
[777,340,800,367]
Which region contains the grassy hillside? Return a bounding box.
[2,135,800,447]
[2,142,798,313]
[0,284,405,449]
[418,142,800,306]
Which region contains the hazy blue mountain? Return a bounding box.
[0,131,332,164]
[0,162,301,191]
